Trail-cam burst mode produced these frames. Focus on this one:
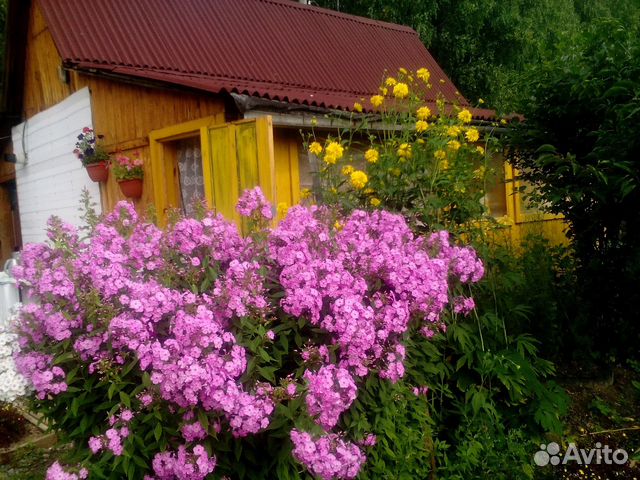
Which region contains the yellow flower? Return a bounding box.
[308,141,323,156]
[447,140,461,151]
[300,188,312,199]
[473,166,486,179]
[397,143,412,159]
[447,126,461,137]
[417,138,425,144]
[365,148,379,164]
[310,117,318,126]
[478,98,485,104]
[407,75,414,83]
[277,202,288,216]
[350,170,368,190]
[334,220,343,231]
[398,67,408,75]
[370,197,381,207]
[458,109,472,124]
[324,141,344,164]
[439,159,449,170]
[353,102,363,113]
[385,77,397,87]
[476,145,485,155]
[363,187,375,195]
[416,106,431,120]
[415,120,429,133]
[465,128,480,143]
[370,95,384,108]
[454,183,466,193]
[434,149,446,160]
[417,67,430,82]
[379,86,388,95]
[393,82,409,99]
[500,118,507,125]
[341,165,355,176]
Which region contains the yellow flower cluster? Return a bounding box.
[324,141,344,164]
[341,165,355,176]
[370,95,384,108]
[308,142,322,156]
[465,128,480,143]
[393,82,409,99]
[416,106,431,120]
[473,166,486,179]
[300,188,312,199]
[447,126,461,137]
[353,102,363,113]
[416,120,429,133]
[417,67,430,83]
[476,145,485,155]
[434,149,446,160]
[277,202,289,216]
[370,197,381,207]
[350,170,368,189]
[365,148,379,164]
[397,143,412,159]
[447,140,461,151]
[385,77,397,87]
[458,109,472,124]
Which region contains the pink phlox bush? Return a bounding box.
[12,187,484,480]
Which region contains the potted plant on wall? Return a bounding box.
[73,127,110,182]
[112,152,144,199]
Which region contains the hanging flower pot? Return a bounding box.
[118,178,143,199]
[85,161,109,183]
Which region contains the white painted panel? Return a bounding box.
[12,88,102,244]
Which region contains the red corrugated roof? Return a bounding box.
[38,0,495,119]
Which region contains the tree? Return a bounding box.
[314,0,640,112]
[507,19,640,360]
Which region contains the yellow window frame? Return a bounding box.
[149,115,223,225]
[149,115,277,228]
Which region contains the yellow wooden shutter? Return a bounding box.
[203,116,276,224]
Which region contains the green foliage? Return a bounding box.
[507,19,640,360]
[315,0,640,111]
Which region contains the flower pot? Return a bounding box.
[85,162,109,182]
[118,178,143,199]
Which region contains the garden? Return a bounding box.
[2,3,640,480]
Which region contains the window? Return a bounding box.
[149,115,278,226]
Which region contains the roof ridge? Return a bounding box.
[251,0,418,35]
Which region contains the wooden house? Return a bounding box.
[0,0,565,263]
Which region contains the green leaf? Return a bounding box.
[154,422,162,442]
[120,391,131,408]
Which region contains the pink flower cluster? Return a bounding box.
[45,462,88,480]
[304,365,357,429]
[290,429,365,480]
[13,187,483,480]
[88,409,134,456]
[235,186,273,219]
[13,352,66,399]
[151,445,216,480]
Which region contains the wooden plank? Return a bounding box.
[254,116,276,208]
[236,122,259,192]
[210,125,239,223]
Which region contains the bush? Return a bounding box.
[506,19,640,361]
[304,67,569,477]
[12,188,486,479]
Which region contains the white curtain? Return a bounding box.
[177,138,205,217]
